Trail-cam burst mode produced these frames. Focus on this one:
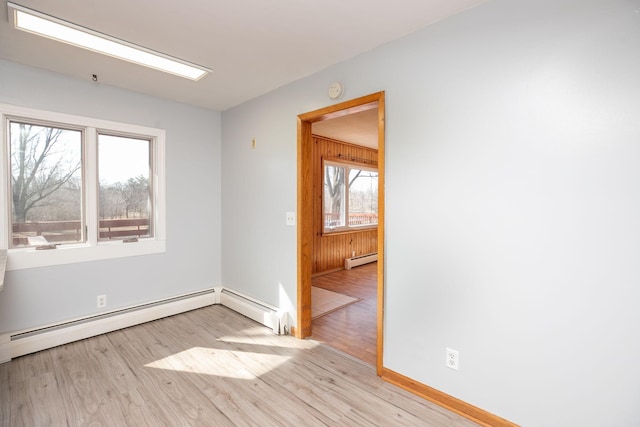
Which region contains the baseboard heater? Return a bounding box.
[220,289,289,335]
[0,286,291,363]
[345,252,377,270]
[0,289,216,363]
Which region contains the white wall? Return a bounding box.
[0,59,222,332]
[222,0,640,425]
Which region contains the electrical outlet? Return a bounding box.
[286,212,296,226]
[446,348,459,371]
[97,294,107,308]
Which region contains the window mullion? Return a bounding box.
[153,134,166,241]
[85,128,98,245]
[344,166,351,228]
[0,115,7,249]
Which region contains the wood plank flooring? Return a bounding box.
[0,304,478,426]
[312,262,377,365]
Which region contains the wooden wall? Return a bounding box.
[312,135,378,275]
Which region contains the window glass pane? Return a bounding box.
[324,164,345,229]
[348,168,378,227]
[9,121,83,247]
[98,134,152,240]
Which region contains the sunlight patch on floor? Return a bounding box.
[216,326,319,350]
[216,335,319,350]
[145,347,291,379]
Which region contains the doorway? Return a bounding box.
[296,91,385,374]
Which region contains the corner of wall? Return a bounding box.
[0,333,11,363]
[213,285,223,304]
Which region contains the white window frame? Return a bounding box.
[322,158,378,234]
[0,103,166,271]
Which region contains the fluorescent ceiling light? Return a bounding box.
[7,2,211,81]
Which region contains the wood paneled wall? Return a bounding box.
[312,135,378,274]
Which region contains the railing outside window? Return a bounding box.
[12,218,151,246]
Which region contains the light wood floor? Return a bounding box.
[0,305,478,426]
[312,262,377,366]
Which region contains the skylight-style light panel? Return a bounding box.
[7,2,211,81]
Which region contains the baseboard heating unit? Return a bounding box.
[0,289,216,363]
[0,286,291,364]
[220,289,289,335]
[345,252,377,270]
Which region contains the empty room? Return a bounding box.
[1,0,639,426]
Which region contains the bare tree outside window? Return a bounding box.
[323,160,378,232]
[324,164,345,227]
[2,105,165,268]
[98,134,152,240]
[9,121,83,246]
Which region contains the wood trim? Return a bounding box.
[381,368,519,427]
[312,134,376,151]
[376,91,385,375]
[298,95,381,123]
[297,92,385,378]
[323,155,378,168]
[320,227,377,238]
[296,117,313,338]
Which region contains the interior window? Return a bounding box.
[323,159,378,233]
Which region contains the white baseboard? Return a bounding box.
[220,288,289,335]
[0,333,10,363]
[0,289,216,363]
[345,252,377,270]
[0,286,290,364]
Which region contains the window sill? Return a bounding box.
[6,239,166,271]
[322,225,378,237]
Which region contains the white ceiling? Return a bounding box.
[312,107,379,149]
[0,0,488,112]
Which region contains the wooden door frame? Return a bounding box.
[296,91,385,375]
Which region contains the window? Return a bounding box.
[98,134,152,241]
[0,104,166,270]
[323,159,378,233]
[9,121,84,247]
